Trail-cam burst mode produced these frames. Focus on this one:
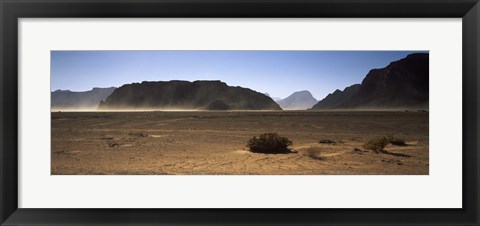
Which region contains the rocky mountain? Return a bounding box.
[51,87,116,110]
[276,90,318,110]
[311,53,429,110]
[310,84,361,109]
[98,80,282,110]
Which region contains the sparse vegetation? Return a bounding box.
[303,148,325,160]
[129,132,148,138]
[247,132,293,154]
[362,136,390,153]
[389,136,407,146]
[363,135,407,153]
[319,139,336,144]
[384,134,407,146]
[353,148,366,154]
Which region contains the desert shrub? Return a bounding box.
[363,135,408,153]
[247,132,293,154]
[384,134,407,146]
[389,137,406,146]
[362,136,390,154]
[353,148,365,154]
[319,139,336,144]
[303,148,325,160]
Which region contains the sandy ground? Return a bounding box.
[51,111,428,175]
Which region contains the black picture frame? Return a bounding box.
[1,0,479,225]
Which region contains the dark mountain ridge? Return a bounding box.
[98,80,282,110]
[311,84,361,109]
[311,53,429,110]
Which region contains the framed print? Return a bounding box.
[1,0,479,225]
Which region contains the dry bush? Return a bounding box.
[303,148,325,160]
[362,136,390,154]
[389,137,406,146]
[385,134,407,146]
[247,132,293,154]
[319,139,336,144]
[363,135,407,153]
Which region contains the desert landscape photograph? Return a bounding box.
[51,50,429,175]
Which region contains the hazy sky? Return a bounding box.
[51,50,427,100]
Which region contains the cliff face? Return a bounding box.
[276,90,318,110]
[311,53,429,110]
[51,87,116,110]
[310,84,360,109]
[98,80,282,110]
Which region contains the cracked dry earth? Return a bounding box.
[51,111,429,175]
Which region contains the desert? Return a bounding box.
[51,51,429,175]
[51,110,428,175]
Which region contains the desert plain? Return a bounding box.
[51,111,428,175]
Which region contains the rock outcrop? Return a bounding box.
[311,53,428,110]
[98,80,282,110]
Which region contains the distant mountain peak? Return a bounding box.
[53,89,72,93]
[92,87,115,91]
[276,90,317,110]
[293,90,309,94]
[51,87,116,110]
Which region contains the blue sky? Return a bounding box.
[51,50,427,100]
